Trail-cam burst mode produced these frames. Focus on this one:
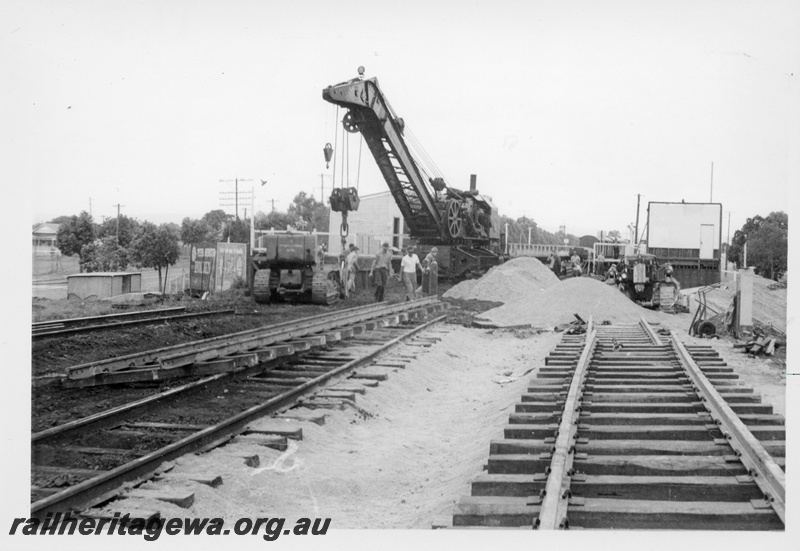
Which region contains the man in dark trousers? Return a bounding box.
[368,242,394,302]
[422,247,439,296]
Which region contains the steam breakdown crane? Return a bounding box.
[323,69,502,278]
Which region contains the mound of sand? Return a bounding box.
[443,257,559,303]
[477,276,670,328]
[688,273,787,333]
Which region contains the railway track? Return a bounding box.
[32,307,235,339]
[453,318,785,530]
[31,298,448,517]
[41,299,443,387]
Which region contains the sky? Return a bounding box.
[3,0,798,240]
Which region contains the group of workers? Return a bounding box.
[546,250,622,284]
[546,250,585,278]
[343,242,439,303]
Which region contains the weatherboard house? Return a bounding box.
[32,223,61,257]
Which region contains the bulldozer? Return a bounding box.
[615,253,679,311]
[250,231,340,305]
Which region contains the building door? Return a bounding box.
[699,224,715,259]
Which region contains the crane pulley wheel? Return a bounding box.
[342,111,361,133]
[446,199,463,239]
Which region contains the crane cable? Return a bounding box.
[404,126,447,205]
[331,106,339,189]
[356,133,363,192]
[338,114,349,255]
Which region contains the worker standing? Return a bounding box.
[369,242,394,302]
[422,247,439,296]
[595,251,605,276]
[570,250,583,277]
[345,244,359,295]
[605,263,619,285]
[400,246,422,301]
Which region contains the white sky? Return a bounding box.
[4,0,798,239]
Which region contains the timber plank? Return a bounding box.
[568,498,783,530]
[572,455,747,476]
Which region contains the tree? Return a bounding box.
[130,222,181,292]
[202,209,228,233]
[48,215,75,225]
[55,211,96,271]
[96,214,140,248]
[180,217,214,246]
[222,218,250,243]
[254,210,297,231]
[81,236,129,272]
[729,212,788,279]
[288,192,328,231]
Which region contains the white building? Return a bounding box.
[327,190,410,255]
[32,223,61,256]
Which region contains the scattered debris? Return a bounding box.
[735,329,785,357]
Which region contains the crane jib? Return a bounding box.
[323,78,442,233]
[321,72,502,279]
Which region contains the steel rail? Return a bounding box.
[66,298,439,379]
[638,316,663,345]
[536,320,596,529]
[33,309,235,339]
[33,373,231,444]
[32,307,188,329]
[36,301,444,439]
[31,313,447,517]
[671,332,786,524]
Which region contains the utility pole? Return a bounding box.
[634,194,641,250]
[710,162,714,202]
[219,178,253,220]
[726,211,731,246]
[113,203,125,240]
[743,239,748,268]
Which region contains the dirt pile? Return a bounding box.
[478,276,669,328]
[443,257,559,303]
[692,273,787,334]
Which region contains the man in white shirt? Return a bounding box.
[399,246,422,301]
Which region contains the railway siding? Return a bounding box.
[31,300,448,517]
[453,318,785,530]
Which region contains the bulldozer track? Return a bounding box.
[453,318,785,530]
[31,299,448,517]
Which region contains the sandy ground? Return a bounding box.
[100,327,564,528]
[101,315,786,528]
